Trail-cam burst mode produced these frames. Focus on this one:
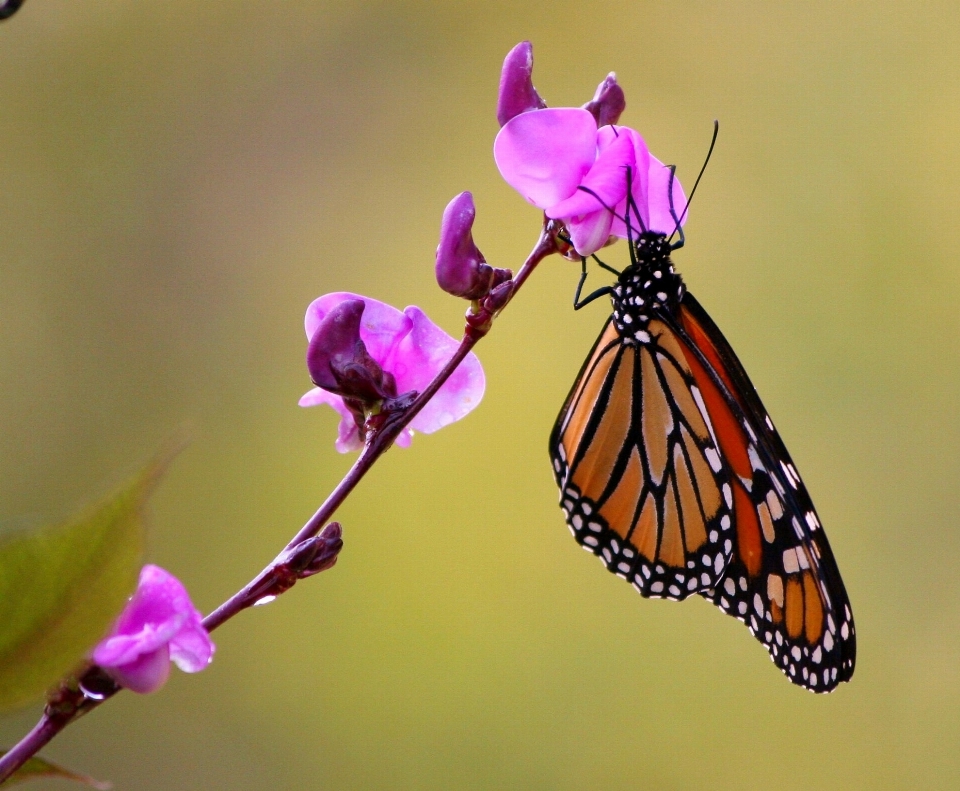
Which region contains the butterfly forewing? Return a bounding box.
[675,296,856,691]
[550,317,735,600]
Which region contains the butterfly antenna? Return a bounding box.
[674,120,719,234]
[667,165,685,250]
[624,167,636,266]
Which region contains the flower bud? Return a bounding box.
[435,192,512,300]
[482,279,513,314]
[302,521,343,577]
[307,299,397,403]
[583,72,625,127]
[496,41,547,127]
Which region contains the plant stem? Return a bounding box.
[0,715,63,782]
[0,224,558,785]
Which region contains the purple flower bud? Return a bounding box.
[583,72,626,127]
[496,41,547,127]
[306,299,397,404]
[482,279,514,314]
[436,192,512,300]
[93,565,214,695]
[302,522,343,577]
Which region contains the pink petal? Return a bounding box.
[565,210,615,257]
[169,622,215,673]
[646,154,688,234]
[104,645,171,695]
[298,387,362,453]
[494,108,598,208]
[305,293,410,367]
[545,130,635,219]
[606,127,653,238]
[92,614,185,667]
[394,306,484,435]
[101,565,195,644]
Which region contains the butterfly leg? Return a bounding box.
[573,256,613,310]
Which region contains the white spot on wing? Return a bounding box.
[748,444,763,472]
[782,548,800,574]
[705,447,722,472]
[766,489,784,521]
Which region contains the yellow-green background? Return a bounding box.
[1,2,957,789]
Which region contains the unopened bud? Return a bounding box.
[436,192,511,300]
[302,522,343,577]
[583,72,625,127]
[482,279,513,314]
[496,41,547,127]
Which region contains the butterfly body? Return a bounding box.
[550,230,856,692]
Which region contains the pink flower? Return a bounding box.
[300,293,485,452]
[492,42,685,257]
[494,110,688,256]
[93,565,214,694]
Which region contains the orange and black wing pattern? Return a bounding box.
[673,293,856,692]
[549,317,735,600]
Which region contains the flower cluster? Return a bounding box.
[297,42,686,455]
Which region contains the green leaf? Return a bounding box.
[0,751,111,788]
[0,442,183,711]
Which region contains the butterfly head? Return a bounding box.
[611,232,685,341]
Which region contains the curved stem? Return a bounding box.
[0,226,558,784]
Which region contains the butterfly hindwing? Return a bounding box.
[550,317,735,600]
[674,294,856,691]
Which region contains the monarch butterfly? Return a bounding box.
[549,149,856,692]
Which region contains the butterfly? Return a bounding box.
[549,152,856,693]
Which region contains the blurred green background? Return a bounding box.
[2,1,959,788]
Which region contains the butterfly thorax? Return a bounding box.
[611,232,685,343]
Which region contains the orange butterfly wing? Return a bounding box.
[674,294,856,691]
[549,318,735,600]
